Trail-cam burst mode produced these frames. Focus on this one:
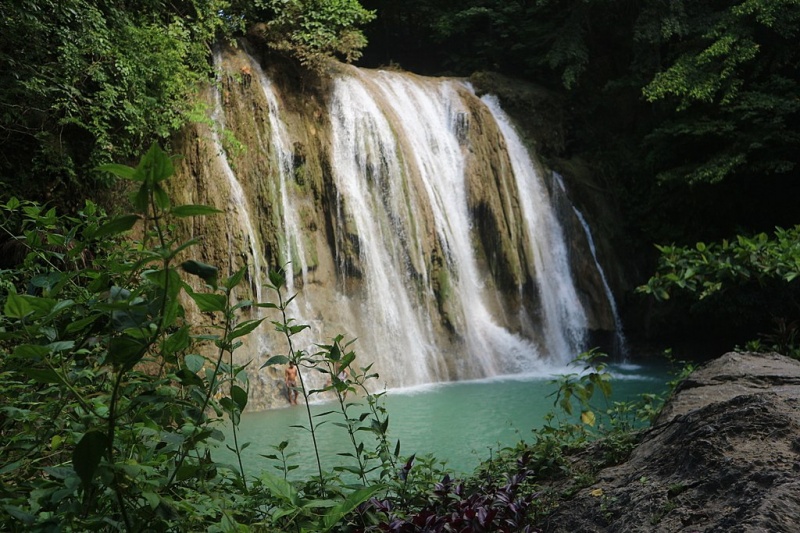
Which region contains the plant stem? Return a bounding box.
[275,287,325,493]
[228,320,248,491]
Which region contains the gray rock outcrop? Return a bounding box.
[541,352,800,532]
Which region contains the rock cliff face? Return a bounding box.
[540,352,800,532]
[169,41,623,408]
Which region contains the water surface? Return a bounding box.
[221,362,669,479]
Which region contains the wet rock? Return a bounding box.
[539,352,800,532]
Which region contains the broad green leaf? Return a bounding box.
[188,292,227,313]
[268,269,285,289]
[171,204,222,217]
[288,324,310,335]
[328,341,341,362]
[96,163,140,181]
[176,464,200,482]
[66,314,101,333]
[13,344,50,359]
[162,325,190,357]
[184,353,206,373]
[0,460,23,476]
[322,486,383,531]
[22,368,61,384]
[131,184,150,212]
[94,215,140,238]
[108,335,148,369]
[51,299,75,315]
[4,292,32,318]
[232,300,254,312]
[261,355,289,368]
[182,260,219,287]
[339,350,355,370]
[231,385,248,411]
[47,340,75,352]
[139,143,174,183]
[225,266,247,290]
[153,184,171,210]
[142,491,160,510]
[301,499,339,509]
[259,470,299,505]
[175,368,204,387]
[2,505,34,524]
[230,318,265,340]
[73,431,108,487]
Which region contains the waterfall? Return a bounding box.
[480,95,588,363]
[196,49,619,402]
[247,56,309,293]
[329,71,548,382]
[553,175,629,358]
[210,50,264,304]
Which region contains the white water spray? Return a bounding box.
[481,95,588,364]
[330,70,546,378]
[554,175,629,358]
[248,57,309,293]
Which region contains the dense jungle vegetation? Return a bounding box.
[2,0,800,530]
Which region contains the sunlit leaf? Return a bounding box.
[230,318,265,340]
[188,292,226,313]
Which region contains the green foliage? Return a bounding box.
[639,226,800,301]
[639,227,800,357]
[639,0,800,186]
[253,0,375,70]
[0,143,262,530]
[0,0,233,197]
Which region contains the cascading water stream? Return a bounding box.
[330,70,547,379]
[480,94,588,364]
[372,73,549,375]
[553,175,629,358]
[248,56,309,293]
[329,75,440,385]
[211,51,264,304]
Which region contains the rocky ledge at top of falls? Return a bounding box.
[538,352,800,533]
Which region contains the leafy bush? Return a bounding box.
[0,1,235,198]
[0,144,386,531]
[0,144,262,530]
[253,0,376,70]
[639,227,800,357]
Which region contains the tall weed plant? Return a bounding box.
[0,144,385,531]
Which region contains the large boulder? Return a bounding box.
[540,352,800,532]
